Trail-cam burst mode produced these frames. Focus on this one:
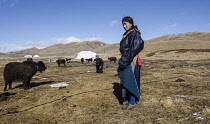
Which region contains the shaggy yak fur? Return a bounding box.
[81,58,84,64]
[56,59,66,66]
[26,58,33,62]
[95,58,104,73]
[3,61,47,91]
[66,58,71,63]
[108,57,117,63]
[86,58,93,63]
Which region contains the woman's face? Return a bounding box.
[122,21,132,31]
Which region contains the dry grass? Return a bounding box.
[0,53,210,123]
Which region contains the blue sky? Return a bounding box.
[0,0,210,53]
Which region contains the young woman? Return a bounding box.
[118,16,144,110]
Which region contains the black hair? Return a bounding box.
[122,16,134,27]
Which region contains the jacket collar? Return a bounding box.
[121,26,140,42]
[123,26,139,35]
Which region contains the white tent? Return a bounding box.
[33,54,40,57]
[24,55,32,57]
[75,51,96,59]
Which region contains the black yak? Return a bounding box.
[86,58,93,63]
[95,58,104,73]
[56,59,66,66]
[81,58,84,64]
[66,58,71,63]
[26,58,33,62]
[3,61,47,91]
[108,57,117,63]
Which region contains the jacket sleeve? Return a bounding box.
[120,31,144,66]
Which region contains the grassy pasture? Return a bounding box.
[0,55,209,124]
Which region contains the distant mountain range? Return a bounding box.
[9,41,109,57]
[147,32,210,43]
[3,32,210,57]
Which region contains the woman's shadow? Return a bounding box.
[112,82,123,104]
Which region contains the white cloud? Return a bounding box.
[65,36,81,43]
[83,37,102,41]
[23,36,81,48]
[163,23,177,32]
[0,0,20,7]
[10,0,19,7]
[171,23,177,27]
[55,38,64,42]
[0,44,31,53]
[23,41,34,46]
[163,26,170,32]
[23,40,49,48]
[110,20,118,27]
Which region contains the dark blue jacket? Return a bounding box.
[118,26,144,101]
[119,26,144,67]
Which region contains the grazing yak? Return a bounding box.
[95,58,104,73]
[3,61,47,91]
[26,58,33,62]
[108,57,117,63]
[86,58,93,63]
[66,58,71,63]
[56,59,66,66]
[81,58,84,64]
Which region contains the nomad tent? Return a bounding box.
[75,51,96,59]
[24,55,32,57]
[33,54,40,57]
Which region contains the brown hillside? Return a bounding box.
[0,52,6,55]
[3,32,210,60]
[146,32,210,43]
[93,43,120,55]
[10,47,39,54]
[185,32,210,41]
[9,41,108,57]
[38,40,107,56]
[142,32,210,60]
